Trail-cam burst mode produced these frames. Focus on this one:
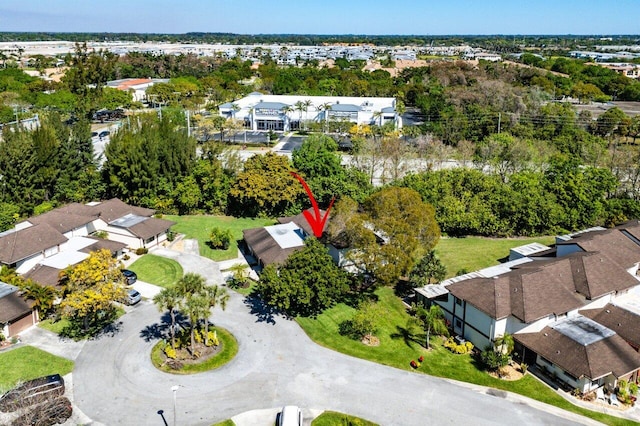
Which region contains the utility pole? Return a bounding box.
[497,112,501,134]
[186,110,191,137]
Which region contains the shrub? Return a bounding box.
[0,332,5,342]
[410,360,418,369]
[164,345,177,359]
[135,247,148,255]
[480,347,510,371]
[444,337,473,354]
[167,230,176,242]
[630,382,638,396]
[123,254,130,261]
[207,330,219,347]
[520,363,528,374]
[209,227,232,250]
[94,230,108,239]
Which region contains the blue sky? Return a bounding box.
[0,0,638,35]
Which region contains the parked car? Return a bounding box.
[127,289,141,305]
[0,374,65,413]
[11,397,72,426]
[91,131,98,138]
[278,405,302,426]
[122,269,137,285]
[98,130,110,139]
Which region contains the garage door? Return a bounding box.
[8,312,35,337]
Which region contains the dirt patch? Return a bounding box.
[362,335,380,347]
[488,363,525,381]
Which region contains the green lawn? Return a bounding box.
[38,317,70,334]
[435,235,556,278]
[312,411,378,425]
[298,287,632,425]
[128,254,183,288]
[165,215,275,261]
[39,307,125,337]
[0,346,74,391]
[211,421,235,426]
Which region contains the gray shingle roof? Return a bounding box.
[515,322,640,380]
[448,250,639,323]
[0,224,68,265]
[0,283,31,323]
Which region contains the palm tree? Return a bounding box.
[414,304,449,349]
[202,285,229,346]
[231,103,240,120]
[294,101,305,130]
[228,263,249,288]
[302,99,313,130]
[153,287,181,349]
[184,295,210,355]
[373,110,383,127]
[281,105,294,131]
[317,102,332,133]
[494,333,515,356]
[22,282,57,320]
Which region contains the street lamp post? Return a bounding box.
[171,385,180,426]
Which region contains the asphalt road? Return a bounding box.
[72,285,596,425]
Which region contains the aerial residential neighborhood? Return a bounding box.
[2,1,640,426]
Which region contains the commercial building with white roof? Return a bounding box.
[219,92,401,132]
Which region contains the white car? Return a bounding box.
[278,405,302,426]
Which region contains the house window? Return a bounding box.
[455,297,463,306]
[454,318,463,329]
[145,236,155,244]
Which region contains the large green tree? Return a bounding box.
[102,113,196,208]
[228,152,304,217]
[292,134,371,204]
[257,238,349,316]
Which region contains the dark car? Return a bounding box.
[122,269,137,285]
[91,131,98,138]
[0,375,65,413]
[98,130,110,139]
[11,397,73,426]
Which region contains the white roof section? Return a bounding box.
[110,213,148,228]
[265,222,305,249]
[509,242,550,258]
[556,226,607,243]
[65,236,98,251]
[40,250,89,269]
[612,291,640,316]
[0,282,18,298]
[220,93,395,114]
[551,315,615,346]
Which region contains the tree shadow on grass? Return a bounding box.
[59,311,124,341]
[243,295,278,325]
[390,324,425,349]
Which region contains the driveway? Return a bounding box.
[72,251,597,426]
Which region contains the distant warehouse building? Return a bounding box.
[219,92,401,131]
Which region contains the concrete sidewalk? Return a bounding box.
[18,325,85,361]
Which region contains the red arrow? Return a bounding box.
[291,172,335,238]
